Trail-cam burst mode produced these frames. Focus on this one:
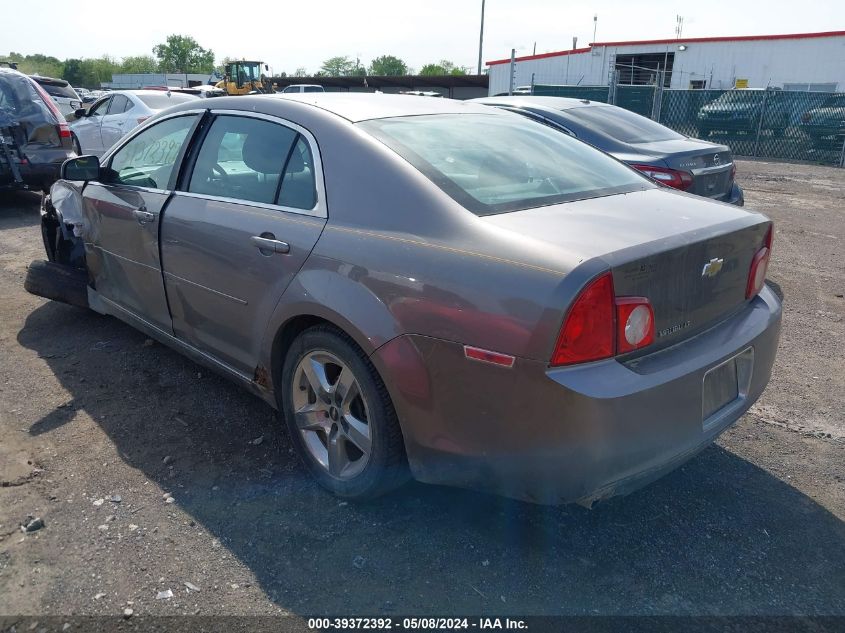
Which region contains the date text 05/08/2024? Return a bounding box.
[308,618,528,630]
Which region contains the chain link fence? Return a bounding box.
[532,84,845,166]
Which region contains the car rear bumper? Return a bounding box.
[372,284,781,505]
[717,182,744,206]
[1,149,71,190]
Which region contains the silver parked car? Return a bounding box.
[28,94,781,505]
[69,89,199,156]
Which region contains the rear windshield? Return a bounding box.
[359,113,650,215]
[136,92,198,109]
[562,105,684,143]
[33,79,79,100]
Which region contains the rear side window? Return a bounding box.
[304,86,322,93]
[188,115,317,209]
[107,94,130,114]
[107,115,198,189]
[360,113,649,215]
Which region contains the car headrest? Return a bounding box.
[241,133,284,175]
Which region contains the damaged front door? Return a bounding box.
[82,114,200,332]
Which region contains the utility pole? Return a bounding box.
[477,0,486,75]
[508,49,516,95]
[593,15,598,43]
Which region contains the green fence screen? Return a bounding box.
[532,84,845,166]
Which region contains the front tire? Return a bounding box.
[24,260,89,308]
[280,325,408,500]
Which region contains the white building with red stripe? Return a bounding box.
[486,30,845,94]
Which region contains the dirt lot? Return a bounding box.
[0,159,843,619]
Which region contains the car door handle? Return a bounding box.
[134,208,155,224]
[251,235,290,255]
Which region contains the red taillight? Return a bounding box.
[746,225,774,299]
[551,272,656,366]
[615,297,655,354]
[551,272,615,366]
[58,122,71,138]
[631,164,694,191]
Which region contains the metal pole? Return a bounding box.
[839,133,845,168]
[753,89,769,158]
[476,0,486,75]
[508,49,516,95]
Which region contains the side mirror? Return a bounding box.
[74,108,86,118]
[61,155,101,182]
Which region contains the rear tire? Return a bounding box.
[280,325,408,500]
[24,260,88,309]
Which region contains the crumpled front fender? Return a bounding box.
[47,179,87,241]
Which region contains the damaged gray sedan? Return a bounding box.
[27,94,781,505]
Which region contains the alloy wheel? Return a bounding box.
[291,350,372,479]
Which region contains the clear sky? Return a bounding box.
[7,0,844,74]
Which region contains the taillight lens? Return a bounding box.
[551,273,655,366]
[616,298,655,354]
[551,272,615,366]
[631,164,694,191]
[746,225,774,299]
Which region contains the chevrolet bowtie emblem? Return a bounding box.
[702,257,724,278]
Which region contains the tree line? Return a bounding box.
[2,34,468,88]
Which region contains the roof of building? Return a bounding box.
[487,29,845,66]
[268,74,489,90]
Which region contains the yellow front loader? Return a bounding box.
[215,60,275,95]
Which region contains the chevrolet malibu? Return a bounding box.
[27,94,781,505]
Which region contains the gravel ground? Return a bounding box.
[0,159,843,618]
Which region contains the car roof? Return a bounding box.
[270,93,496,122]
[471,95,611,112]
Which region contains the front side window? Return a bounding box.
[88,98,110,116]
[188,115,317,209]
[107,115,198,189]
[359,113,650,215]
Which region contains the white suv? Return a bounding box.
[280,84,324,93]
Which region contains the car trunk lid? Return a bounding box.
[630,138,735,199]
[482,188,770,352]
